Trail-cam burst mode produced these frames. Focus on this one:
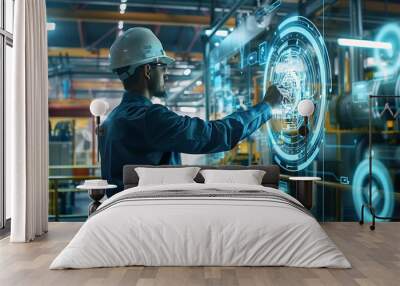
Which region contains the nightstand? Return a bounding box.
[77,180,117,215]
[288,176,321,210]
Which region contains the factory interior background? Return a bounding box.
[2,0,399,226]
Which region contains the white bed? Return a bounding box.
[50,183,351,269]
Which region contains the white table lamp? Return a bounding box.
[297,99,315,167]
[90,99,109,117]
[297,99,315,117]
[90,99,109,161]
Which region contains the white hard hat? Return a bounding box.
[109,27,174,81]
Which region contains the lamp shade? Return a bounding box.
[297,99,315,117]
[90,99,109,116]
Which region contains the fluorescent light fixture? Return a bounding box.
[121,0,127,2]
[180,107,198,113]
[168,87,182,93]
[205,29,229,37]
[337,38,392,50]
[183,69,191,76]
[47,22,56,31]
[196,80,202,86]
[120,3,127,10]
[179,80,192,86]
[118,21,124,29]
[174,64,189,69]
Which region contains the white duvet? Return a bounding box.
[50,183,351,269]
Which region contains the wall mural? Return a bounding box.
[207,9,400,222]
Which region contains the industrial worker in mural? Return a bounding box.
[99,27,283,197]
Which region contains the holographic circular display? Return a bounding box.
[374,23,400,77]
[263,16,332,171]
[352,159,394,222]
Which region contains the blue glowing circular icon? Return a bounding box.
[263,16,332,171]
[374,23,400,77]
[352,159,394,222]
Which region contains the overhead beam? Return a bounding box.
[48,47,110,58]
[87,26,117,49]
[364,0,400,13]
[46,0,254,14]
[207,0,244,39]
[71,80,123,91]
[47,9,235,28]
[186,27,202,53]
[48,47,204,61]
[336,0,400,13]
[299,0,337,17]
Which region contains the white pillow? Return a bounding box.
[135,167,200,186]
[200,169,266,185]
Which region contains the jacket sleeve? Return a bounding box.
[144,102,272,154]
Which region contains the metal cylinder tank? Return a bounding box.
[331,74,400,129]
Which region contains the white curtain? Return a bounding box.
[8,0,49,242]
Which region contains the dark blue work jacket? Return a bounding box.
[99,91,272,197]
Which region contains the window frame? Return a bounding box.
[0,0,13,231]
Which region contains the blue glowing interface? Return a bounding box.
[263,16,331,172]
[259,41,267,65]
[207,13,400,222]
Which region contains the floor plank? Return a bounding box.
[0,222,399,286]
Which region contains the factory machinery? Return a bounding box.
[205,0,400,222]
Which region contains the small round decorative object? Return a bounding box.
[297,99,315,117]
[90,99,109,117]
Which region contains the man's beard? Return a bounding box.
[153,90,167,98]
[149,78,167,98]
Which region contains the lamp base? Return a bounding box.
[299,125,309,137]
[299,116,309,137]
[88,189,106,215]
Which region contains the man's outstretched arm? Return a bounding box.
[143,85,283,154]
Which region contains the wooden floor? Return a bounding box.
[0,222,399,286]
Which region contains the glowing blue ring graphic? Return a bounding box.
[352,159,394,222]
[374,23,400,77]
[263,16,331,171]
